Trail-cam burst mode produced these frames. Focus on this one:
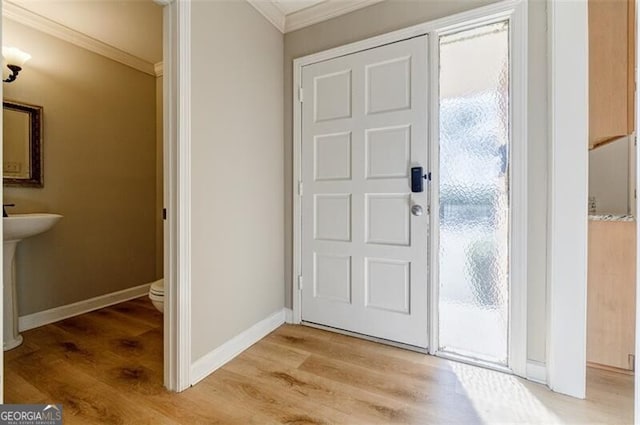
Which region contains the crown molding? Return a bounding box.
[3,0,156,76]
[247,0,286,33]
[248,0,384,34]
[285,0,385,33]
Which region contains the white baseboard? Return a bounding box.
[190,309,285,386]
[526,360,547,384]
[284,308,293,324]
[18,283,152,332]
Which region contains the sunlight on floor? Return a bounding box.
[450,362,564,424]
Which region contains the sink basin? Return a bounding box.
[4,213,63,241]
[3,213,63,350]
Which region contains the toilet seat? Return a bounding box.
[148,279,164,313]
[149,292,163,301]
[150,279,164,295]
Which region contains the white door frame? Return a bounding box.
[546,0,588,399]
[292,0,528,378]
[426,5,528,374]
[157,0,192,392]
[0,0,4,403]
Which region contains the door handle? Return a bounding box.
[411,204,424,216]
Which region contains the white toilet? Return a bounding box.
[148,279,164,313]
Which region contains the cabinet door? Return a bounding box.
[589,0,635,148]
[587,221,636,370]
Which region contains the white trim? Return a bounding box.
[247,0,286,33]
[2,0,156,76]
[292,0,522,68]
[546,0,588,399]
[427,26,440,358]
[436,351,512,375]
[292,0,527,377]
[190,309,285,386]
[284,308,294,324]
[285,0,385,33]
[508,0,528,379]
[246,0,384,34]
[162,0,192,393]
[154,61,164,77]
[18,284,151,332]
[526,360,547,384]
[292,57,303,325]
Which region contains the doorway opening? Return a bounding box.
[1,0,170,402]
[293,2,527,376]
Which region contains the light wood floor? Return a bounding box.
[5,297,634,424]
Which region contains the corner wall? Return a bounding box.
[190,0,285,362]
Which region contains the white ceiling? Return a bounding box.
[272,0,326,15]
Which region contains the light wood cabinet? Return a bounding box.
[587,220,636,371]
[589,0,635,149]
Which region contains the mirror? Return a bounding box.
[3,100,43,187]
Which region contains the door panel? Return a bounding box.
[301,36,429,348]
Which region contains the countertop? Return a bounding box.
[588,214,635,222]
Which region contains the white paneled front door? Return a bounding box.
[300,36,429,348]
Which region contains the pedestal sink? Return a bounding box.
[4,213,62,350]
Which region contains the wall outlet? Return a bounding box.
[3,161,21,174]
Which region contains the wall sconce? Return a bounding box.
[2,47,31,83]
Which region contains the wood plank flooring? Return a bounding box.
[5,297,634,424]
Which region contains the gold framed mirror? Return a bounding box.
[3,100,43,187]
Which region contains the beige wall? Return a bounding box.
[3,19,158,315]
[156,76,163,279]
[283,0,549,363]
[190,0,284,361]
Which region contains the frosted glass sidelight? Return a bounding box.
[438,21,510,365]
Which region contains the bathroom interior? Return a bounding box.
[586,0,636,402]
[1,0,166,397]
